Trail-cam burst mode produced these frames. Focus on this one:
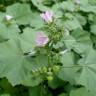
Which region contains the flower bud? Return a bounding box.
[53,65,60,72]
[47,75,53,81]
[42,67,47,73]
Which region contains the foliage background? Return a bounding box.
[0,0,96,96]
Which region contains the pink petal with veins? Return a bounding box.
[36,32,49,47]
[40,10,53,23]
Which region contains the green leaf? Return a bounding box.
[80,5,96,13]
[0,94,10,96]
[22,53,48,86]
[30,13,44,29]
[75,13,87,26]
[59,93,67,96]
[78,0,88,5]
[71,28,92,55]
[29,86,42,96]
[58,51,77,84]
[77,48,96,93]
[0,79,13,94]
[70,88,93,96]
[61,1,75,12]
[20,27,37,53]
[64,18,82,31]
[88,0,96,5]
[0,39,32,86]
[0,12,5,22]
[22,54,48,86]
[6,3,32,25]
[63,34,76,50]
[29,85,52,96]
[90,24,96,35]
[31,0,50,11]
[48,76,64,89]
[63,28,92,55]
[52,3,63,18]
[22,73,43,87]
[0,23,19,42]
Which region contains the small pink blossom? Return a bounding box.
[40,11,53,23]
[36,32,49,47]
[76,0,80,4]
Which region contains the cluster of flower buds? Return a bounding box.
[32,65,60,81]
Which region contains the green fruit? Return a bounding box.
[53,65,60,72]
[47,71,53,75]
[32,70,40,76]
[42,67,47,73]
[47,76,53,81]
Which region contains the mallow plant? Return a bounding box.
[0,0,96,96]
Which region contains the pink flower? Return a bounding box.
[40,11,53,23]
[36,32,49,47]
[76,0,80,4]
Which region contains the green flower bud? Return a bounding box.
[32,70,40,76]
[42,67,47,73]
[53,65,60,72]
[47,71,53,75]
[47,75,53,81]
